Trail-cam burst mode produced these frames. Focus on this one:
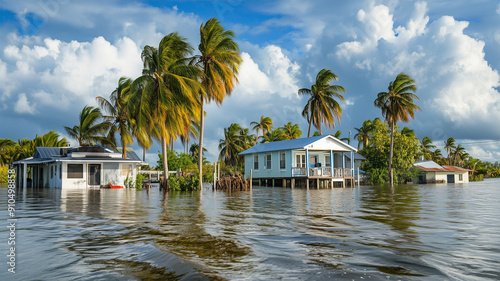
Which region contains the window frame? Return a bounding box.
[265,153,272,170]
[253,154,259,170]
[67,164,84,179]
[279,151,286,170]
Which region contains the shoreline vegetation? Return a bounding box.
[1,18,499,187]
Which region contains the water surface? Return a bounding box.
[1,179,499,280]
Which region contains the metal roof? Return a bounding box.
[34,147,62,159]
[239,135,356,155]
[345,152,366,161]
[126,151,141,161]
[413,160,471,172]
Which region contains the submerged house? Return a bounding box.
[239,135,364,188]
[413,160,471,184]
[13,146,143,189]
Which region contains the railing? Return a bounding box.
[292,167,307,176]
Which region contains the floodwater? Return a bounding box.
[1,179,500,280]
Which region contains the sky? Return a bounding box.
[0,0,500,166]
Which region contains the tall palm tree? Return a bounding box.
[64,106,111,146]
[354,119,374,150]
[431,149,444,163]
[96,77,134,158]
[282,122,302,140]
[251,115,273,139]
[444,137,456,165]
[374,72,420,188]
[194,18,242,189]
[420,136,436,160]
[130,33,201,188]
[299,68,346,137]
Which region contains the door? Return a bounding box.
[88,164,102,186]
[295,154,306,168]
[447,174,455,183]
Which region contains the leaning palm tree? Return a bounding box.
[251,115,273,139]
[64,106,111,146]
[374,72,420,188]
[129,33,201,189]
[96,77,134,158]
[299,68,346,137]
[331,130,350,143]
[194,18,242,189]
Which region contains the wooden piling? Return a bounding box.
[291,178,295,188]
[250,169,253,190]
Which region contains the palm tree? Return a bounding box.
[420,136,436,160]
[401,127,416,138]
[331,130,350,143]
[129,33,201,188]
[431,149,444,163]
[219,123,246,166]
[251,115,273,139]
[261,128,287,143]
[299,68,346,137]
[444,137,456,165]
[64,106,111,146]
[194,18,242,189]
[282,122,302,140]
[96,77,134,158]
[354,119,374,150]
[453,144,467,166]
[374,72,420,188]
[189,143,207,164]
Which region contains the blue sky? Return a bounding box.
[1,0,500,165]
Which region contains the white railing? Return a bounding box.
[292,167,307,176]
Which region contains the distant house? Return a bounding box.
[12,146,143,189]
[413,160,471,184]
[239,135,363,187]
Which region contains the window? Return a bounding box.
[67,164,84,179]
[459,174,463,181]
[266,154,272,169]
[325,155,331,167]
[254,154,259,170]
[280,151,286,169]
[122,164,132,176]
[296,154,306,168]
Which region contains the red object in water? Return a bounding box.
[110,185,124,189]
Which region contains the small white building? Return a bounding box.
[413,160,471,184]
[13,146,143,189]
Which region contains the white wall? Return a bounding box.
[62,162,88,188]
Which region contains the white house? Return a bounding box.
[13,146,143,189]
[239,135,363,187]
[413,160,471,184]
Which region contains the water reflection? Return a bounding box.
[1,180,500,280]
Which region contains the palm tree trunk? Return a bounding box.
[389,122,395,189]
[307,119,312,137]
[198,96,204,190]
[162,137,169,190]
[143,147,146,162]
[122,137,127,159]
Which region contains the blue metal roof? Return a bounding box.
[126,151,141,161]
[240,136,327,155]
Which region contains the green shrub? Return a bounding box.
[124,176,134,188]
[470,174,483,182]
[168,175,200,191]
[134,174,145,190]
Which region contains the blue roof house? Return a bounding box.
[239,135,364,187]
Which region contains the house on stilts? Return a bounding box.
[239,135,364,188]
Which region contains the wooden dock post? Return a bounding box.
[306,179,309,189]
[291,178,295,188]
[282,178,286,188]
[250,169,253,190]
[316,178,320,189]
[272,179,275,187]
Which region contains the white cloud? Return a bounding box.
[14,93,36,114]
[497,4,500,15]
